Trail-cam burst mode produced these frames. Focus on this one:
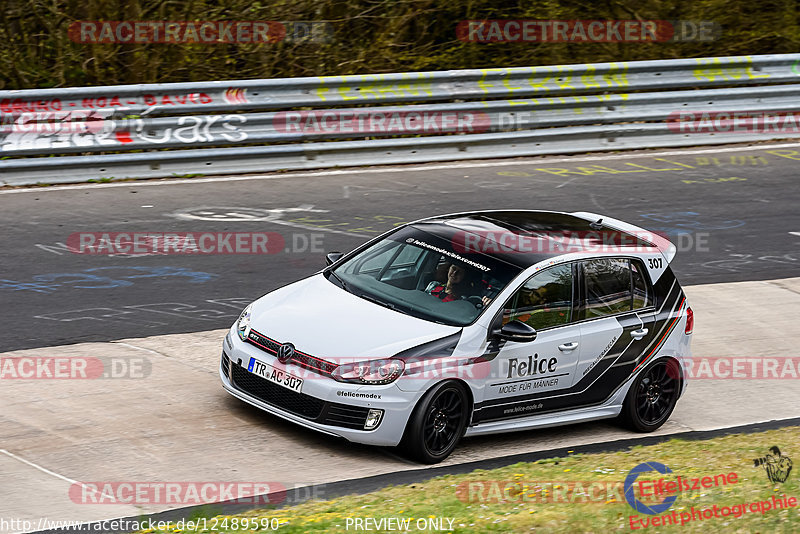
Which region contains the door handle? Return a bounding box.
[558,342,579,352]
[631,328,649,340]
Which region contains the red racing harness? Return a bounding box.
[429,284,458,302]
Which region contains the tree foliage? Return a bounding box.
[1,0,798,90]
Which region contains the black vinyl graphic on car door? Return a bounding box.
[472,264,685,424]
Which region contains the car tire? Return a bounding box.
[618,358,681,433]
[402,381,469,464]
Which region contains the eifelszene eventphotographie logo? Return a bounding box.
[753,446,793,484]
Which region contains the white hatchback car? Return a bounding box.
[221,211,693,463]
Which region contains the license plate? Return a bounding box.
[248,357,303,393]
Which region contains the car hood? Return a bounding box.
[249,273,461,361]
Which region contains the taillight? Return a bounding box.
[685,307,694,334]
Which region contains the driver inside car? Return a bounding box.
[425,263,491,307]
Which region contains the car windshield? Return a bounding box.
[327,225,523,326]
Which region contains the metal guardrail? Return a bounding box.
[1,54,800,185]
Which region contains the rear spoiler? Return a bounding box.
[570,211,677,263]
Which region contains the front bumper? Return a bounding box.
[220,331,414,446]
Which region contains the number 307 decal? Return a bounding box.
[647,257,664,269]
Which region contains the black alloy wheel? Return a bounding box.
[618,358,681,432]
[402,381,469,463]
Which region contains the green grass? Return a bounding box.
[137,426,800,533]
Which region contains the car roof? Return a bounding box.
[411,210,659,269]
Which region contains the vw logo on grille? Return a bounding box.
[277,343,295,364]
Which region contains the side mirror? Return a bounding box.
[325,252,344,266]
[496,320,537,343]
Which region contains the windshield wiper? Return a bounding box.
[358,292,397,311]
[327,270,351,293]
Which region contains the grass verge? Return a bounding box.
[138,426,799,533]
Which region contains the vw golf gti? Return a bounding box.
[220,210,693,463]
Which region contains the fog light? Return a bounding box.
[364,409,384,430]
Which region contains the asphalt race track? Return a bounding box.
[1,143,799,352]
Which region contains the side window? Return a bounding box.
[631,259,652,309]
[582,258,652,319]
[502,263,573,330]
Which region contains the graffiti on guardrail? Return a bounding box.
[0,111,247,151]
[0,92,216,115]
[1,54,799,185]
[0,110,105,134]
[692,57,771,82]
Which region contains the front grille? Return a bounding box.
[322,404,371,430]
[230,363,378,431]
[247,330,281,354]
[221,351,230,379]
[292,352,337,375]
[231,364,324,419]
[246,329,337,376]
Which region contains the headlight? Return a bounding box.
[332,359,404,385]
[236,304,253,341]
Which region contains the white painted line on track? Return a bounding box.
[114,341,166,357]
[2,141,800,195]
[0,449,117,502]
